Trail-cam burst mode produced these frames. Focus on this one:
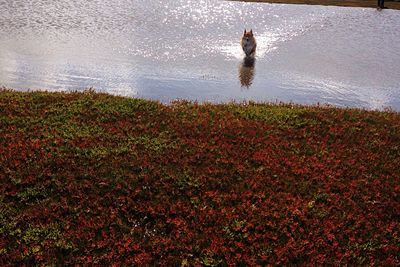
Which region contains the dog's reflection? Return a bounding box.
[239,56,256,88]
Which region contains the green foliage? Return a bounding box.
[227,102,311,127]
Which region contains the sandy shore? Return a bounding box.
[234,0,400,10]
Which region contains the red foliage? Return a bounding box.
[0,92,399,265]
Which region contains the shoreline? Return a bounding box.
[234,0,400,10]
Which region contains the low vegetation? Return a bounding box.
[238,0,400,10]
[1,90,399,265]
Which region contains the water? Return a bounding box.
[1,0,399,110]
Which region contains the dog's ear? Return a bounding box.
[244,29,247,34]
[250,29,253,35]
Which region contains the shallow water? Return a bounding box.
[1,0,399,110]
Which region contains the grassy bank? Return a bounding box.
[236,0,400,10]
[1,90,399,265]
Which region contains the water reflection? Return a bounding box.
[238,56,256,88]
[0,0,399,110]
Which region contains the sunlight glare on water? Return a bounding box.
[0,0,399,110]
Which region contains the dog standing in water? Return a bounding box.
[241,29,257,57]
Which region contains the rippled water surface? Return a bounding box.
[1,0,399,110]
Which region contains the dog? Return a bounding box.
[241,29,257,57]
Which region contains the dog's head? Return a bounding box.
[242,29,254,42]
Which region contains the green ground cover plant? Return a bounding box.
[0,90,399,265]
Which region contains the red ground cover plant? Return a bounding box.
[0,90,399,265]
